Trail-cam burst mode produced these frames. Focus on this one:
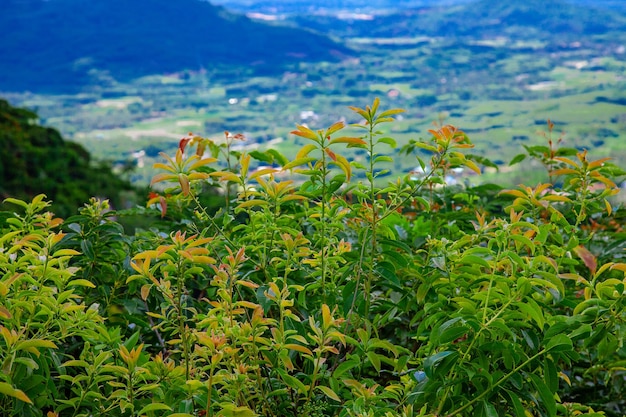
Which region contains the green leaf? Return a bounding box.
[509,154,527,166]
[333,358,360,379]
[568,323,591,341]
[3,198,30,209]
[504,389,526,417]
[351,161,367,170]
[381,250,409,268]
[516,300,544,328]
[411,142,438,153]
[138,403,172,415]
[217,403,258,417]
[509,234,535,255]
[62,360,90,368]
[80,239,95,261]
[544,334,573,353]
[437,317,468,344]
[282,157,317,170]
[377,137,397,148]
[529,373,556,417]
[13,357,39,371]
[248,150,272,164]
[583,324,608,349]
[266,149,289,166]
[367,351,381,372]
[317,385,341,402]
[380,239,412,252]
[544,358,558,392]
[483,400,498,417]
[459,254,491,269]
[275,369,307,394]
[124,331,141,350]
[374,155,394,164]
[424,351,458,379]
[440,326,468,345]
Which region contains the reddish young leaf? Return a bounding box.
[573,245,597,275]
[179,138,191,153]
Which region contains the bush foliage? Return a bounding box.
[1,99,625,417]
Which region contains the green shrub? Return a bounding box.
[1,99,624,416]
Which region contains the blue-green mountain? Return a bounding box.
[0,0,351,93]
[291,0,626,39]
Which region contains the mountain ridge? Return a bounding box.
[291,0,626,40]
[0,0,351,93]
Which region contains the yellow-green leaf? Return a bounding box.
[279,195,307,203]
[326,121,345,136]
[62,360,90,367]
[150,172,176,186]
[240,153,251,178]
[0,306,11,319]
[0,382,32,404]
[378,108,405,118]
[217,403,258,417]
[282,157,317,170]
[15,339,58,351]
[328,137,366,146]
[332,153,352,181]
[210,171,241,183]
[321,304,332,331]
[52,249,81,257]
[605,199,612,216]
[296,144,318,160]
[284,343,313,356]
[188,157,218,171]
[67,279,96,288]
[249,168,278,181]
[541,195,572,203]
[141,284,151,301]
[237,200,269,209]
[463,159,481,174]
[317,385,341,402]
[138,403,172,415]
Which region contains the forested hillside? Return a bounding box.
[0,99,135,216]
[0,0,351,92]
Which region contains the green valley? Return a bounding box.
[2,0,625,187]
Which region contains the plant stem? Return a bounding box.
[446,348,547,416]
[365,120,377,317]
[319,135,328,303]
